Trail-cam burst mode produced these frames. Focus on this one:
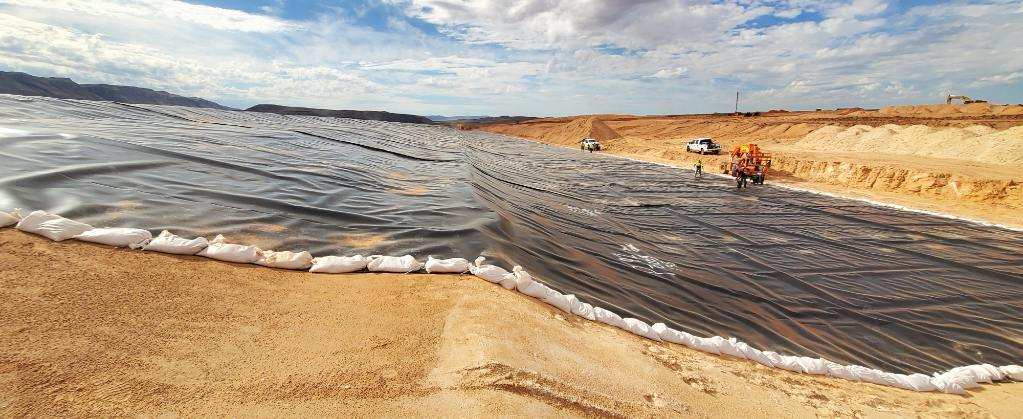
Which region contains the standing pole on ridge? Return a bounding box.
[735,91,739,114]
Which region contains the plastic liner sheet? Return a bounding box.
[1,94,1021,374]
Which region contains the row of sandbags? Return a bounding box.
[3,210,447,273]
[2,209,1021,394]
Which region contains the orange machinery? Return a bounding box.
[728,143,771,187]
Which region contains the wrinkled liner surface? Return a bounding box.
[1,94,1022,374]
[5,210,1022,395]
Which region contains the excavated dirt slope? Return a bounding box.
[876,103,1023,118]
[788,124,1023,166]
[477,105,1023,228]
[487,116,620,146]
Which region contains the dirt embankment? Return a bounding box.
[483,116,620,146]
[476,105,1023,228]
[2,229,1021,417]
[877,103,1023,118]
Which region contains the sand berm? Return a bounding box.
[2,229,1021,417]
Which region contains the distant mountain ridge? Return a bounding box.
[247,104,433,124]
[0,71,230,109]
[427,114,489,121]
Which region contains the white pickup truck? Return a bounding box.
[685,137,721,154]
[580,138,601,152]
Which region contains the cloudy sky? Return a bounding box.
[0,0,1020,116]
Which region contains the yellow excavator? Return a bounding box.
[946,94,987,105]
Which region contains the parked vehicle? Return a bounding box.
[685,138,721,154]
[580,138,601,152]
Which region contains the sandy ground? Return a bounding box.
[476,105,1023,229]
[2,228,1021,417]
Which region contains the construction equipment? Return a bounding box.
[727,143,771,189]
[946,94,987,105]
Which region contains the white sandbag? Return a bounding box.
[736,342,776,366]
[593,306,626,328]
[543,291,577,314]
[520,280,553,300]
[871,371,900,387]
[309,255,368,273]
[948,364,1003,383]
[982,364,1005,381]
[825,362,861,381]
[754,350,784,368]
[892,373,938,392]
[512,266,535,290]
[796,357,829,375]
[425,256,470,273]
[197,234,261,263]
[0,208,20,227]
[1000,364,1023,381]
[774,355,827,375]
[510,266,552,298]
[775,355,803,372]
[652,323,699,347]
[932,369,974,390]
[142,230,209,255]
[256,250,313,270]
[73,227,152,248]
[571,301,597,321]
[931,366,993,394]
[930,374,966,394]
[469,257,510,283]
[840,365,872,382]
[853,367,899,387]
[718,337,746,359]
[689,336,725,355]
[16,210,93,241]
[367,255,423,273]
[621,318,662,341]
[498,272,517,289]
[931,365,999,393]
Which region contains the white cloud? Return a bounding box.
[825,0,888,19]
[400,0,774,49]
[0,0,1020,115]
[2,0,298,32]
[647,67,688,79]
[974,72,1023,87]
[774,8,803,19]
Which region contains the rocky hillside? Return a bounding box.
[247,104,432,124]
[0,71,230,109]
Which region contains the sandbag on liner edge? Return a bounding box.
[196,234,261,264]
[16,210,93,241]
[142,230,209,255]
[9,210,1020,395]
[469,256,510,284]
[0,208,21,228]
[309,255,369,273]
[425,256,470,274]
[73,227,153,248]
[367,255,424,273]
[256,250,314,270]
